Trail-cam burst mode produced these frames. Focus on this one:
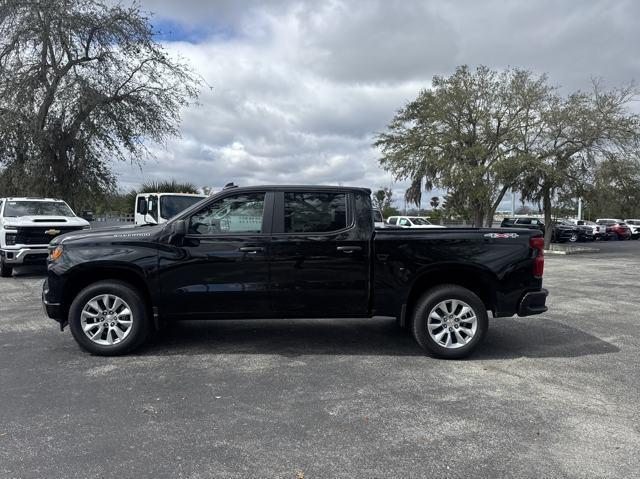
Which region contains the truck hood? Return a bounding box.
[51,224,165,246]
[2,215,90,228]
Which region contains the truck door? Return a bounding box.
[134,194,149,226]
[158,191,272,318]
[269,190,370,317]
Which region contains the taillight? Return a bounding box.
[530,236,544,278]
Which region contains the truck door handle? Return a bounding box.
[337,246,362,253]
[238,246,264,253]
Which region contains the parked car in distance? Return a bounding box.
[386,216,445,228]
[42,185,548,359]
[500,217,580,243]
[623,219,640,239]
[595,219,631,240]
[81,210,94,222]
[556,219,595,241]
[0,197,89,277]
[373,209,385,228]
[500,217,544,231]
[569,219,604,240]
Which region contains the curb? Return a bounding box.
[544,246,600,255]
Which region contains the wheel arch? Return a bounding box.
[61,263,154,323]
[403,264,497,326]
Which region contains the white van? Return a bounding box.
[135,193,206,226]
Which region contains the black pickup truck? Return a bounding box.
[42,185,548,358]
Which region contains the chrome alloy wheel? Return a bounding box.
[427,299,478,349]
[80,294,134,346]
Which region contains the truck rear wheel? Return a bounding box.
[68,280,149,356]
[411,284,488,359]
[0,258,13,278]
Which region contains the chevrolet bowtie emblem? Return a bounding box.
[45,229,61,235]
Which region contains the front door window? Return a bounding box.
[189,193,265,235]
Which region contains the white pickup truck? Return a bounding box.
[0,197,90,277]
[134,193,206,226]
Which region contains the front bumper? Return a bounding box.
[518,289,548,316]
[1,247,49,265]
[42,278,65,323]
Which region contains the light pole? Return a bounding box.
[577,198,582,220]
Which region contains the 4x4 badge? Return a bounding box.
[484,233,519,239]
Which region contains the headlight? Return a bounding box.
[49,245,63,261]
[4,225,17,231]
[5,232,17,245]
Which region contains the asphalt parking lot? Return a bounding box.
[1,241,639,479]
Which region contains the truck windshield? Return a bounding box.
[3,201,74,217]
[160,195,204,220]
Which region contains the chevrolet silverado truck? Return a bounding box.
[0,197,90,277]
[42,185,548,358]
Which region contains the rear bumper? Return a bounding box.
[517,289,548,316]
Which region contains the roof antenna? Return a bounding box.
[223,182,237,190]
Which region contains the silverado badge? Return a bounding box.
[45,229,61,236]
[484,232,519,239]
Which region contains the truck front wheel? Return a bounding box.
[68,280,149,356]
[0,258,13,278]
[411,285,488,359]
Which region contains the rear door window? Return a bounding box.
[284,192,347,233]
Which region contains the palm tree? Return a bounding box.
[137,180,199,194]
[124,179,200,213]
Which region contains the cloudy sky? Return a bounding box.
[116,0,640,208]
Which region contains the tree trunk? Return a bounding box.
[486,185,511,227]
[473,207,484,228]
[542,186,553,249]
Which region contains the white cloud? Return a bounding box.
[116,0,640,209]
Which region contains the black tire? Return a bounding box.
[411,284,488,359]
[0,258,13,278]
[68,280,149,356]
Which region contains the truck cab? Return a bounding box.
[134,193,206,226]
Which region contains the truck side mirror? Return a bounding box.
[137,197,148,215]
[168,219,187,245]
[172,219,187,237]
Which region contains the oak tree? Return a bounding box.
[0,0,201,209]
